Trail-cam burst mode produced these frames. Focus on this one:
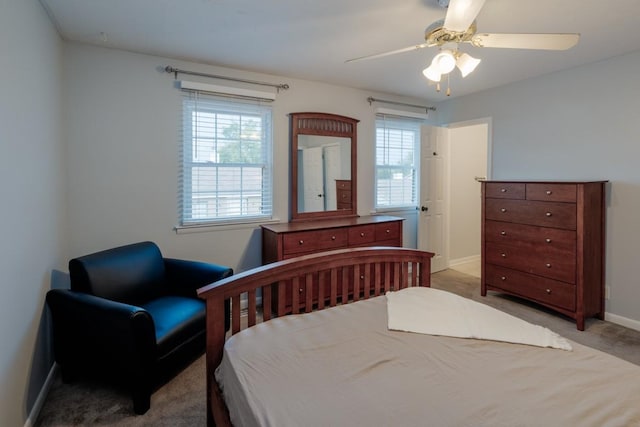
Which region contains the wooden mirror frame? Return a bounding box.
[290,112,359,222]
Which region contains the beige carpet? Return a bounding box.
[36,269,640,426]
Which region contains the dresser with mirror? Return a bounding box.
[261,112,404,312]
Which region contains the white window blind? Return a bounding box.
[375,114,421,209]
[180,91,273,226]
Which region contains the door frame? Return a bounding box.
[418,117,492,272]
[447,117,493,181]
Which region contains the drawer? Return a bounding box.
[336,180,352,191]
[374,239,403,248]
[375,221,401,242]
[485,264,576,312]
[485,199,576,230]
[526,183,577,203]
[485,182,525,199]
[348,225,376,246]
[484,221,576,255]
[337,190,352,204]
[486,242,576,283]
[283,229,347,256]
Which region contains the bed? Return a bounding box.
[197,247,640,427]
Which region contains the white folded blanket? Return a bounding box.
[386,287,572,351]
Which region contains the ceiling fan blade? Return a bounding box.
[471,33,580,50]
[345,42,432,63]
[443,0,487,32]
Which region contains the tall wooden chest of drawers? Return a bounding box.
[481,181,606,330]
[335,180,352,210]
[261,215,403,313]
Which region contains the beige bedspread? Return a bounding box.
[216,295,640,427]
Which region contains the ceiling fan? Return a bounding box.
[346,0,579,94]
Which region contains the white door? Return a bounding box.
[301,146,325,212]
[418,126,449,272]
[323,144,341,211]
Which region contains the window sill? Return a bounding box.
[371,207,418,215]
[174,218,281,234]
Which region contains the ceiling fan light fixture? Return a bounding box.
[432,50,457,74]
[423,64,442,82]
[456,52,481,77]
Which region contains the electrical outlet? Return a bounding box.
[605,285,611,300]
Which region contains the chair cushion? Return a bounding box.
[69,241,166,304]
[141,296,206,358]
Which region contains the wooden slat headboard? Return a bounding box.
[197,246,434,426]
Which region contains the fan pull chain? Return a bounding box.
[446,74,451,96]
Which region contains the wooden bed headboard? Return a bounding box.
[197,246,434,426]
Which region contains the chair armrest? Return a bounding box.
[46,289,156,370]
[163,258,233,297]
[164,258,233,331]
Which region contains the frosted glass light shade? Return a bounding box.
[432,50,457,74]
[456,52,481,77]
[422,65,442,82]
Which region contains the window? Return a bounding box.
[180,92,272,226]
[375,114,421,209]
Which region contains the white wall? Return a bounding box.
[0,0,66,425]
[448,124,487,263]
[63,42,428,270]
[435,50,640,327]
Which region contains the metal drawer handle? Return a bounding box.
[501,253,506,258]
[501,276,506,281]
[546,289,552,294]
[546,190,552,195]
[360,275,364,280]
[500,231,506,236]
[545,238,552,243]
[360,232,365,237]
[546,263,552,268]
[331,235,336,240]
[299,288,303,293]
[501,188,507,193]
[545,212,552,217]
[500,208,507,213]
[386,229,390,233]
[299,240,304,245]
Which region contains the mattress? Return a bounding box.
[215,294,640,427]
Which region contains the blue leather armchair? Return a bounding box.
[46,241,233,414]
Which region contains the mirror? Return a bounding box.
[290,112,359,222]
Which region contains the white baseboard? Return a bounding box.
[24,363,58,427]
[605,312,640,332]
[449,255,480,268]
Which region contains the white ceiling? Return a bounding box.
[40,0,640,102]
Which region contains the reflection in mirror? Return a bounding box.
[297,136,351,213]
[290,112,359,222]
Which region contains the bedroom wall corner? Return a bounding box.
[433,49,640,328]
[61,42,430,273]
